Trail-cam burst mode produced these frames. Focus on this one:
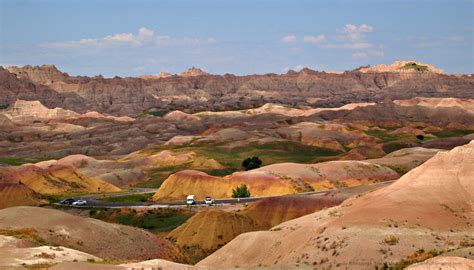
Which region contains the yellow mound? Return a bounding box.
[168,209,260,262]
[153,160,398,201]
[153,169,295,201]
[0,164,120,195]
[0,182,44,209]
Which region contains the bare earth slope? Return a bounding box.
[0,206,180,261]
[0,181,44,209]
[0,163,121,195]
[198,141,474,269]
[0,235,99,269]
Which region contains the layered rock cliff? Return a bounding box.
[2,62,473,116]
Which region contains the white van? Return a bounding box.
[186,195,196,205]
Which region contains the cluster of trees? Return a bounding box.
[242,156,262,170]
[230,157,262,198]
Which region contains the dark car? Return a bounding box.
[59,198,76,205]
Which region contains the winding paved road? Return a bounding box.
[62,181,394,209]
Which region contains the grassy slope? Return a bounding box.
[89,208,193,233]
[134,141,342,188]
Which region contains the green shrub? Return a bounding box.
[232,184,251,198]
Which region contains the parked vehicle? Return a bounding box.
[72,200,87,206]
[204,196,215,205]
[186,195,196,205]
[59,198,76,205]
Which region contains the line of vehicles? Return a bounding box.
[187,195,215,205]
[59,198,87,206]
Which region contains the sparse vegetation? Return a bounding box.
[364,129,411,142]
[22,263,56,269]
[380,249,443,269]
[202,168,238,176]
[433,129,474,138]
[0,228,48,246]
[400,62,429,72]
[384,235,399,245]
[232,184,251,198]
[34,252,56,259]
[383,165,408,175]
[0,156,45,166]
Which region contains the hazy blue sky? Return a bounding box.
[1,0,473,77]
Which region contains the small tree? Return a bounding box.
[232,184,251,198]
[242,156,262,171]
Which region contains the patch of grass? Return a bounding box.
[382,141,419,153]
[98,193,154,203]
[201,168,238,176]
[46,195,62,203]
[134,140,342,187]
[147,110,168,117]
[196,141,342,168]
[433,129,474,138]
[90,208,192,233]
[0,156,45,166]
[364,129,410,143]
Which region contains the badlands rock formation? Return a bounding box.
[241,195,345,229]
[0,181,45,209]
[394,97,474,113]
[179,67,209,77]
[168,209,261,262]
[198,141,474,269]
[2,62,473,116]
[276,122,374,151]
[355,60,444,74]
[6,64,70,85]
[0,235,99,269]
[3,99,78,123]
[153,160,398,200]
[0,162,121,195]
[0,206,181,260]
[139,71,173,79]
[365,147,443,173]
